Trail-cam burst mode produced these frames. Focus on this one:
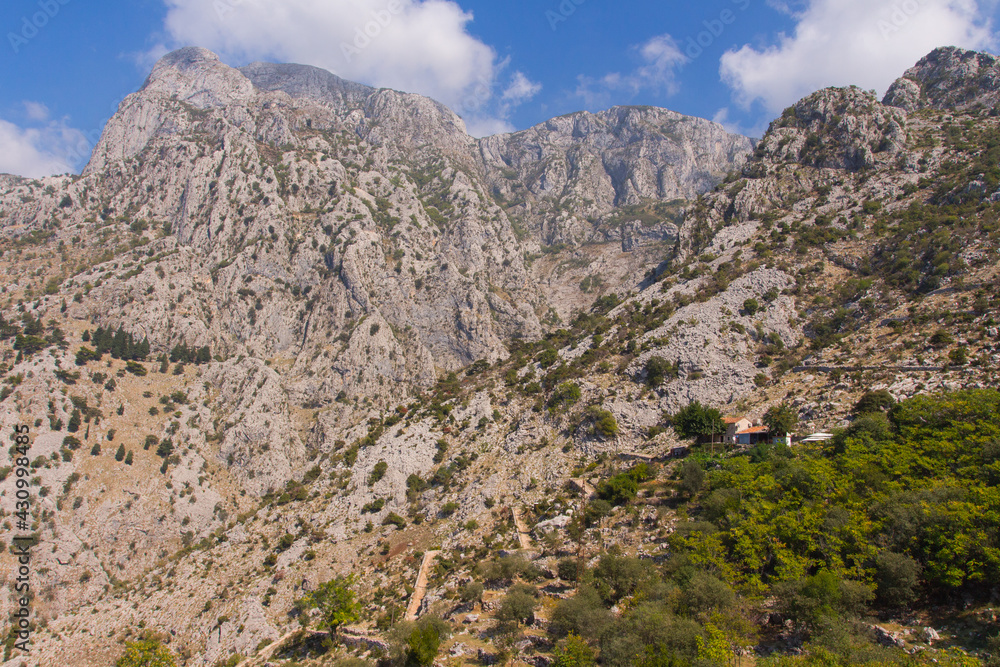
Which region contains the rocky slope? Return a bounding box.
[0,46,997,667]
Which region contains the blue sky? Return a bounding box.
[1,0,998,177]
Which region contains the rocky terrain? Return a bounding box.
[0,45,997,667]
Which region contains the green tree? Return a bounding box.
[549,382,582,409]
[368,460,388,486]
[742,298,760,315]
[853,389,895,415]
[670,401,725,440]
[496,584,538,630]
[553,633,595,667]
[590,408,619,438]
[67,408,81,433]
[763,402,798,436]
[644,356,676,387]
[678,460,705,497]
[115,444,126,462]
[405,624,441,666]
[305,575,360,634]
[115,639,177,667]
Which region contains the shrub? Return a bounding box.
[596,475,637,506]
[590,408,619,438]
[584,499,613,526]
[776,570,874,629]
[382,512,406,529]
[682,571,735,616]
[678,460,705,497]
[553,633,595,667]
[538,348,558,368]
[549,382,582,409]
[558,557,585,583]
[125,360,148,376]
[368,460,388,486]
[853,390,895,415]
[115,640,177,667]
[929,330,954,348]
[874,551,921,608]
[156,438,173,458]
[592,554,653,604]
[644,356,676,386]
[743,298,760,315]
[550,586,612,638]
[459,581,484,603]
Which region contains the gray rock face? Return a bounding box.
[756,86,906,173]
[479,106,754,244]
[0,46,752,493]
[883,46,1000,112]
[5,47,752,408]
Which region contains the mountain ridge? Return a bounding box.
[0,44,997,667]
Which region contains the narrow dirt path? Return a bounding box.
[511,506,532,550]
[404,549,441,621]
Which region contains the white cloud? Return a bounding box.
[634,34,688,95]
[0,116,90,178]
[503,72,542,104]
[154,0,536,135]
[574,33,687,107]
[23,102,50,122]
[720,0,996,113]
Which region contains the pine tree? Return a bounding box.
[90,442,100,456]
[111,328,129,359]
[115,444,126,461]
[124,450,133,465]
[93,327,110,354]
[67,408,81,433]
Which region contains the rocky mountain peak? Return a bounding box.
[750,86,906,173]
[238,61,374,103]
[883,45,1000,112]
[141,45,255,109]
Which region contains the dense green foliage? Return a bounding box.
[550,390,1000,665]
[672,390,1000,598]
[670,401,726,440]
[114,639,177,667]
[303,575,361,633]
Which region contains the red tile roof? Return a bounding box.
[723,417,746,424]
[737,426,770,434]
